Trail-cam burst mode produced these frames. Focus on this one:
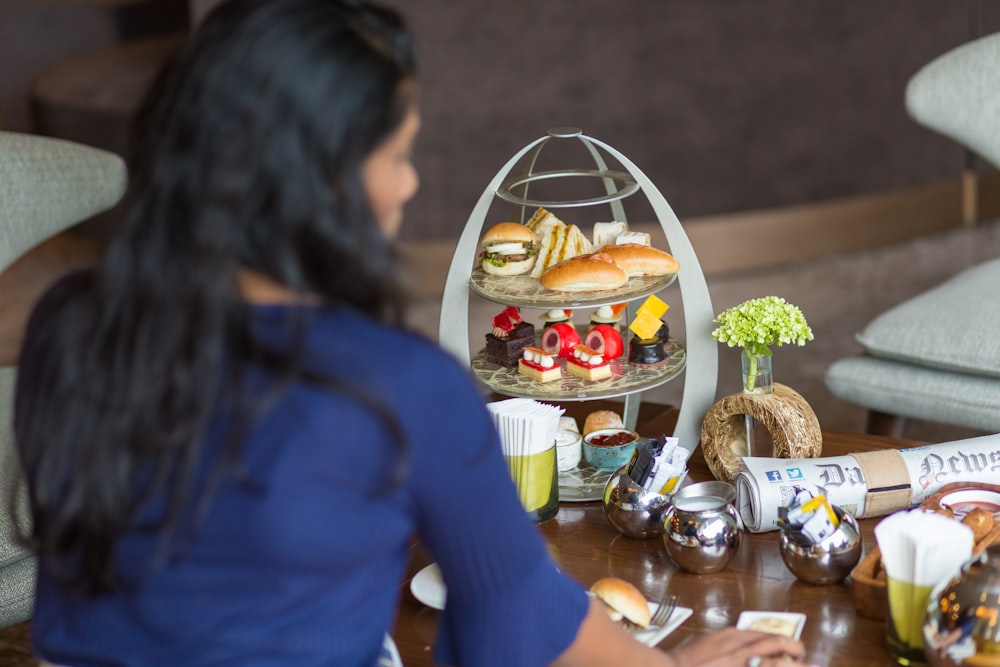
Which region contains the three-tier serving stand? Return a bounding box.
[437,127,717,454]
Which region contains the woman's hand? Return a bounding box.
[670,627,815,667]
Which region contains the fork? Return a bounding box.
[646,593,678,629]
[627,592,678,633]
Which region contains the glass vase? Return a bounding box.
[741,349,774,457]
[741,349,774,395]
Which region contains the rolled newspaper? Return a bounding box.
[736,433,1000,532]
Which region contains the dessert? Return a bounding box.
[540,321,581,358]
[539,252,628,292]
[628,295,670,340]
[526,207,594,278]
[517,346,561,383]
[589,577,650,628]
[629,317,672,367]
[478,222,538,276]
[484,306,535,368]
[584,324,623,360]
[589,303,626,330]
[565,343,612,382]
[539,309,573,326]
[628,333,672,368]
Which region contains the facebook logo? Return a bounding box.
[787,468,803,480]
[765,470,782,482]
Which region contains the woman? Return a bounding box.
[14,1,813,666]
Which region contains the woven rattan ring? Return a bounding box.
[700,383,823,481]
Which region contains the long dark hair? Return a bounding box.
[14,0,417,592]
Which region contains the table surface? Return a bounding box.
[393,402,917,667]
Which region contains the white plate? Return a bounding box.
[632,600,693,647]
[410,563,446,610]
[410,563,693,645]
[736,611,806,640]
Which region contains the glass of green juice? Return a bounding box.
[886,576,935,665]
[503,441,559,523]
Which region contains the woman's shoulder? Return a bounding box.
[290,306,473,391]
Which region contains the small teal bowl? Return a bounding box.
[583,428,640,472]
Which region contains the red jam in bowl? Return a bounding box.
[587,432,636,448]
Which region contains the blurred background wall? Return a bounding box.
[3,0,999,244]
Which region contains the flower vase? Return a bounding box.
[741,349,774,457]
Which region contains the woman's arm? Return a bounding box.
[553,599,813,667]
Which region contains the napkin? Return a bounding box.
[486,399,564,511]
[874,510,974,648]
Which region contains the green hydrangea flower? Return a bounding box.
[712,296,814,392]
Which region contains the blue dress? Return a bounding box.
[23,301,589,666]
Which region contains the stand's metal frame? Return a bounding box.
[438,128,717,451]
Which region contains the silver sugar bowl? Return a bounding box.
[778,505,862,585]
[602,466,672,539]
[663,480,743,574]
[922,543,1000,667]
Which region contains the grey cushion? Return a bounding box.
[0,368,31,570]
[854,258,1000,379]
[0,131,126,272]
[0,553,35,627]
[826,356,1000,432]
[0,132,126,627]
[906,31,1000,170]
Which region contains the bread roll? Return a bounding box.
[539,253,627,292]
[598,243,679,277]
[583,410,623,435]
[963,506,995,544]
[589,577,650,628]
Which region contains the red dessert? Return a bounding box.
[584,324,623,360]
[518,346,562,383]
[485,306,535,368]
[541,322,581,358]
[565,343,612,382]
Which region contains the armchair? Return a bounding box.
[0,131,126,626]
[825,31,1000,436]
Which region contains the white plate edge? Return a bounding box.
[410,563,446,611]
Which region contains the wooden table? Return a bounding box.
[393,402,915,667]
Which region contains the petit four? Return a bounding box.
[541,322,581,358]
[539,309,573,325]
[518,347,562,383]
[484,306,535,369]
[628,335,671,368]
[589,303,626,330]
[627,297,672,368]
[566,344,612,382]
[584,324,623,360]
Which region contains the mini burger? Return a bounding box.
[589,577,650,629]
[479,222,538,276]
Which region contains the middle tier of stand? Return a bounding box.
[471,337,686,401]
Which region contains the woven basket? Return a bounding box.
[850,481,1000,620]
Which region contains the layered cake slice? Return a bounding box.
[485,306,535,368]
